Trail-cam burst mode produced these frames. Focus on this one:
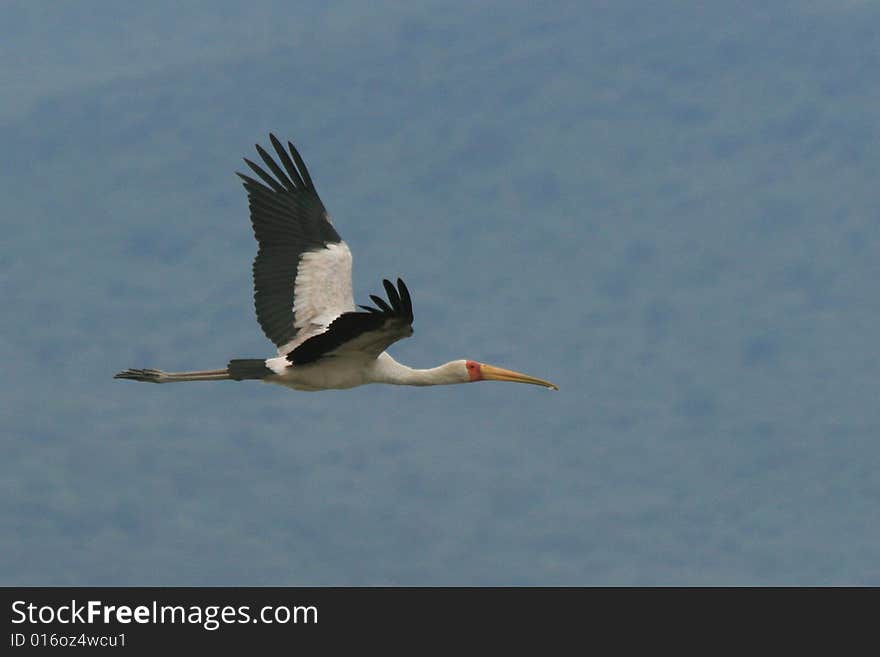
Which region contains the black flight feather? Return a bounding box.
[288,140,316,191]
[369,295,393,313]
[270,134,306,190]
[255,143,297,193]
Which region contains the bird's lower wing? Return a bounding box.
[286,278,414,365]
[288,315,413,364]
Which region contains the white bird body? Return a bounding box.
[116,135,558,393]
[265,354,469,391]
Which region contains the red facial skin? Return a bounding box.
[465,360,483,382]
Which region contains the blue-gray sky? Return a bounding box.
[2,1,880,584]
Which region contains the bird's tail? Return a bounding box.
[114,359,272,383]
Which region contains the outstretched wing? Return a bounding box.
[288,278,414,365]
[237,134,355,355]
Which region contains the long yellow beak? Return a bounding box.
[479,363,559,391]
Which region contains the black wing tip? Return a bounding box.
[369,294,393,313]
[236,170,260,187]
[239,134,316,194]
[259,133,291,155]
[397,278,412,317]
[256,134,285,153]
[359,277,414,321]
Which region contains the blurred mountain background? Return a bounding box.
[2,0,879,584]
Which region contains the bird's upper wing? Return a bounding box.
[237,135,355,355]
[287,278,414,364]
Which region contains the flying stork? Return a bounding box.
[115,135,558,392]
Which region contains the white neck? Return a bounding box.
[369,353,468,387]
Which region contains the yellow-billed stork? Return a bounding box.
[115,135,558,392]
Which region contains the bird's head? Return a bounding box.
[461,359,559,391]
